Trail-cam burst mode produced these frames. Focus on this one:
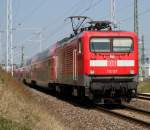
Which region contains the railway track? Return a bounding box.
[137,93,150,100]
[96,104,150,126]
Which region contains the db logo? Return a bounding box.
[107,60,117,66]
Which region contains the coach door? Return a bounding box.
[73,49,77,80]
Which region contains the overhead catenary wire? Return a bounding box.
[42,21,71,44]
[69,0,88,16]
[17,0,103,47]
[41,0,83,32]
[17,0,49,27]
[119,7,150,23]
[15,0,84,56]
[78,0,94,15]
[42,0,104,44]
[41,0,90,43]
[99,1,133,22]
[79,0,103,15]
[25,0,84,44]
[13,0,49,58]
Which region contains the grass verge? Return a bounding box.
[138,81,150,93]
[0,116,31,130]
[0,68,69,130]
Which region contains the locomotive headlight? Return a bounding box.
[130,70,134,74]
[132,89,136,94]
[90,70,95,75]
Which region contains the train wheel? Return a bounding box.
[78,87,85,101]
[48,83,56,92]
[31,80,36,88]
[22,79,27,85]
[126,98,131,103]
[115,99,122,104]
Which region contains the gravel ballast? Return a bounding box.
[25,86,150,130]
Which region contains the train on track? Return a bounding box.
[14,16,139,104]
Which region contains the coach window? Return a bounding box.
[90,38,111,52]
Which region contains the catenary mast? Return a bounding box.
[6,0,13,75]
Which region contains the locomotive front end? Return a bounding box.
[83,31,138,103]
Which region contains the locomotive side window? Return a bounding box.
[90,38,110,52]
[113,38,133,52]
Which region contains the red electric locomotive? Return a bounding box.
[15,16,138,103]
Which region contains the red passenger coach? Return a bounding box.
[14,17,138,104]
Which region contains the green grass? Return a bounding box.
[138,81,150,93]
[0,117,31,130]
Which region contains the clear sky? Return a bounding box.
[0,0,150,64]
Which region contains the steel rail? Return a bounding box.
[138,93,150,97]
[122,104,150,114]
[137,93,150,100]
[96,105,150,127]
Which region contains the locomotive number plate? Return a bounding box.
[107,69,118,74]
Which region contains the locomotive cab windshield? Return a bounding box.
[90,37,133,53]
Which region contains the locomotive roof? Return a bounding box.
[58,36,71,44]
